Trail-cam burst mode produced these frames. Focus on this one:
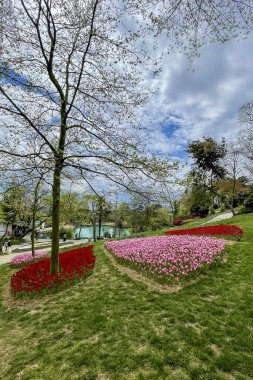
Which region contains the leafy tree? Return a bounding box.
[187,137,236,215]
[181,185,212,217]
[150,206,172,230]
[217,178,248,208]
[83,195,111,241]
[243,192,253,213]
[59,192,89,227]
[1,180,51,246]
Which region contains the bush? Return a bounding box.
[236,205,247,215]
[49,227,73,239]
[173,218,183,226]
[244,193,253,212]
[199,209,209,218]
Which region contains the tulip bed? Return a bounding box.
[10,251,48,268]
[105,236,225,284]
[11,246,95,299]
[165,224,243,240]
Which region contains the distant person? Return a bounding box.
[63,233,67,242]
[7,239,12,253]
[75,233,78,240]
[2,240,8,253]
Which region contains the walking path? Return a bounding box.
[0,239,89,266]
[201,212,233,225]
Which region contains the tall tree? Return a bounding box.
[223,143,244,207]
[187,137,236,215]
[1,1,253,273]
[0,0,172,273]
[238,102,253,174]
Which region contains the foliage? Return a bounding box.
[11,246,95,299]
[188,137,227,183]
[59,227,73,240]
[59,193,89,226]
[1,181,51,238]
[187,137,237,215]
[10,251,48,268]
[244,193,253,213]
[106,236,225,284]
[165,224,243,240]
[181,185,212,216]
[173,218,183,226]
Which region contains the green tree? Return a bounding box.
[182,186,212,217]
[59,192,89,227]
[187,137,235,215]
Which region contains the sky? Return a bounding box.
[139,33,253,163]
[2,2,253,199]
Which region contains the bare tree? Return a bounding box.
[238,101,253,164]
[1,1,253,273]
[0,0,174,273]
[223,143,244,207]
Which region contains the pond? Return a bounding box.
[74,225,130,239]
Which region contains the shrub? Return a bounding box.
[173,218,183,226]
[11,246,95,299]
[244,193,253,212]
[49,227,73,239]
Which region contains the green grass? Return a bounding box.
[0,214,253,379]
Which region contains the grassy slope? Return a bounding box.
[0,215,253,379]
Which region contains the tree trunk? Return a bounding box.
[231,175,236,208]
[208,186,235,216]
[31,176,42,257]
[223,198,236,216]
[31,217,36,257]
[50,163,62,274]
[98,212,102,239]
[92,220,96,242]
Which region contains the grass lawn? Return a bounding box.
[0,214,253,379]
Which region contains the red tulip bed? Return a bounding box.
[106,236,225,285]
[11,246,95,299]
[165,224,243,240]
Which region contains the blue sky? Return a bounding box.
[2,28,253,169]
[139,34,253,164]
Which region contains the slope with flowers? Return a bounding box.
[106,235,225,284]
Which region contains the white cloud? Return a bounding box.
[139,34,253,158]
